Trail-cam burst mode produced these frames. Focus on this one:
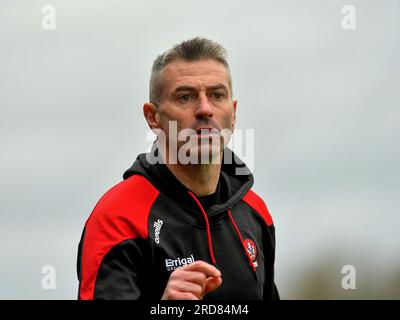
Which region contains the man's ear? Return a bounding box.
[232,100,237,130]
[143,102,160,130]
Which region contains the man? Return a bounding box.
[77,37,279,300]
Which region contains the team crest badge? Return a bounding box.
[243,239,258,268]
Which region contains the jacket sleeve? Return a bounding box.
[242,189,280,300]
[77,175,159,300]
[77,226,149,300]
[263,223,280,300]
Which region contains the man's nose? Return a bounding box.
[194,93,213,118]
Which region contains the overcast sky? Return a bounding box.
[0,0,399,299]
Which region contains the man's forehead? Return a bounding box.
[162,59,230,88]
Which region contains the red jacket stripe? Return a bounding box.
[242,189,274,226]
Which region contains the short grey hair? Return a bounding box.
[149,37,232,106]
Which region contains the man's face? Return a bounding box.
[154,59,237,163]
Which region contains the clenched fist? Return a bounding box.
[161,260,223,300]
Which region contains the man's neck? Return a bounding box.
[157,143,222,197]
[166,161,222,197]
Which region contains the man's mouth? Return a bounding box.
[194,127,220,136]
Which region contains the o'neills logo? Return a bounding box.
[165,254,195,272]
[153,219,163,244]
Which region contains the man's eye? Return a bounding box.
[178,95,192,102]
[212,92,225,100]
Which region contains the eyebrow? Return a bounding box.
[173,83,229,94]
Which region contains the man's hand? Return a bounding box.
[161,260,223,300]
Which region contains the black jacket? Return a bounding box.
[77,146,279,300]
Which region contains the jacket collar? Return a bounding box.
[123,143,254,224]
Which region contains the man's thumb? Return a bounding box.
[204,276,222,295]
